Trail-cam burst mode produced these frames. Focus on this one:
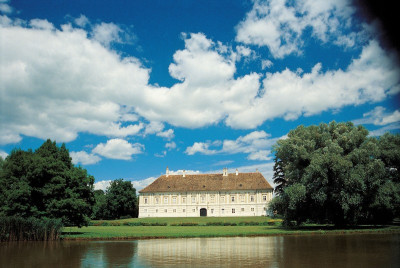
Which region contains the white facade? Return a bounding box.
[139,189,273,218]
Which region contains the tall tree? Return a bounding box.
[0,140,95,227]
[269,122,400,226]
[104,179,138,219]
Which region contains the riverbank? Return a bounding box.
[61,217,400,240]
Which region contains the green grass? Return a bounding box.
[62,217,400,240]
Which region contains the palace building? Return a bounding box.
[138,168,273,218]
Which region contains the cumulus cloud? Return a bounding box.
[226,40,400,128]
[236,0,360,58]
[0,149,8,159]
[93,180,112,191]
[92,139,144,160]
[70,151,101,165]
[353,106,400,126]
[0,17,149,144]
[165,141,176,150]
[0,0,13,14]
[185,130,280,160]
[0,11,399,146]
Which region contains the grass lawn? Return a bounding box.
[62,217,400,240]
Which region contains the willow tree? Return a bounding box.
[270,122,400,226]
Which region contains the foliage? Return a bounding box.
[0,140,95,227]
[0,216,63,241]
[92,179,138,220]
[270,122,400,226]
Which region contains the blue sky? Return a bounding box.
[1,0,399,191]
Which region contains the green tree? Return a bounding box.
[104,179,138,219]
[92,189,107,220]
[0,140,95,227]
[269,122,400,226]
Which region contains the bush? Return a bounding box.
[171,222,198,226]
[0,216,63,241]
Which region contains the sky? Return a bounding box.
[1,0,399,191]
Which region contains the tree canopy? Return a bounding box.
[92,179,138,220]
[270,122,400,226]
[0,140,95,227]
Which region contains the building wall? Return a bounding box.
[138,190,273,218]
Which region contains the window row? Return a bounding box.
[143,194,269,204]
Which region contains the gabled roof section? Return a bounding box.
[139,172,273,193]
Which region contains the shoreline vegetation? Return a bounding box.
[61,217,400,241]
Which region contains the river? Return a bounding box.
[1,234,399,267]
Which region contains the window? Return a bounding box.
[172,197,177,204]
[210,195,215,203]
[156,209,158,213]
[155,197,159,204]
[241,208,244,212]
[211,209,214,214]
[263,195,267,201]
[221,196,225,203]
[251,208,254,212]
[164,209,167,213]
[222,208,225,214]
[173,209,176,213]
[240,195,244,202]
[192,209,195,212]
[183,209,185,212]
[182,197,186,203]
[144,198,148,204]
[250,195,254,202]
[232,208,235,214]
[192,196,196,203]
[164,197,168,204]
[231,196,235,202]
[201,195,205,203]
[144,209,147,212]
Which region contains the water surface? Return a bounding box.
[1,234,399,267]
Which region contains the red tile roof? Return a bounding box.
[139,172,273,193]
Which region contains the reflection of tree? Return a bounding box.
[103,241,137,267]
[0,241,89,268]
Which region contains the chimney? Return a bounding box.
[183,170,186,177]
[236,168,238,176]
[166,167,169,177]
[256,168,259,173]
[223,167,228,176]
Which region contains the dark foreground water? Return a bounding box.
[1,234,399,267]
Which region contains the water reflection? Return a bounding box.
[0,234,399,267]
[137,237,280,267]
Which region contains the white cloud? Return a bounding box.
[74,15,90,27]
[157,129,174,140]
[185,130,280,160]
[368,123,400,137]
[144,121,164,135]
[131,177,158,192]
[92,139,144,160]
[353,106,400,126]
[185,142,218,155]
[0,13,399,146]
[0,0,13,14]
[165,141,176,150]
[226,40,400,128]
[0,18,150,144]
[236,0,359,58]
[70,151,101,165]
[94,180,112,191]
[91,22,122,47]
[0,149,8,159]
[30,19,55,31]
[261,59,273,69]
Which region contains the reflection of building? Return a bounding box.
[136,237,280,267]
[138,168,273,218]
